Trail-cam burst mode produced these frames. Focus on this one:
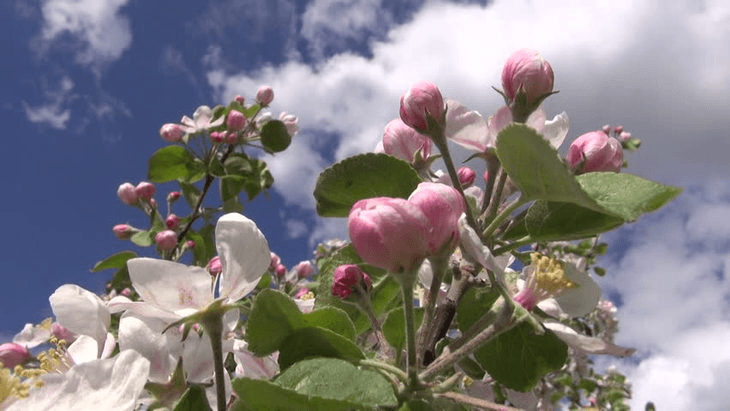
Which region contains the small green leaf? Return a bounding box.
[302,307,356,341]
[243,104,261,119]
[246,289,306,356]
[278,327,365,370]
[474,321,568,391]
[179,181,201,209]
[148,146,199,183]
[131,230,155,247]
[456,287,500,332]
[275,358,398,407]
[314,153,422,217]
[382,307,424,353]
[172,385,212,411]
[91,251,137,272]
[231,378,360,411]
[261,120,291,152]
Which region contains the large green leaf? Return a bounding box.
[314,153,422,217]
[260,120,291,153]
[231,378,361,411]
[278,327,364,369]
[455,287,500,332]
[91,251,137,272]
[148,146,202,183]
[521,201,625,241]
[473,321,568,391]
[382,307,424,354]
[246,289,307,356]
[275,358,398,408]
[496,124,604,213]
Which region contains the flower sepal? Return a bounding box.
[161,298,236,341]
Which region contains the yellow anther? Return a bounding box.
[530,253,577,293]
[300,291,315,301]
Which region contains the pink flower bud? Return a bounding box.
[381,118,433,163]
[166,214,180,229]
[275,264,287,277]
[567,131,624,173]
[256,85,274,106]
[614,125,624,135]
[167,191,181,202]
[185,240,196,249]
[270,252,281,270]
[601,124,611,134]
[293,261,314,279]
[399,81,446,133]
[120,288,132,297]
[294,287,310,299]
[210,131,225,143]
[207,256,222,276]
[226,110,246,131]
[348,197,430,273]
[51,322,76,343]
[113,224,135,240]
[155,230,177,251]
[159,123,184,142]
[618,131,632,142]
[225,131,238,144]
[331,264,372,299]
[234,95,245,105]
[483,170,490,183]
[279,112,298,137]
[408,182,466,254]
[117,182,139,205]
[149,198,158,209]
[457,167,476,187]
[501,49,554,104]
[0,342,30,368]
[135,182,155,201]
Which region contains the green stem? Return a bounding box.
[400,279,419,390]
[416,255,447,365]
[359,359,408,382]
[435,391,523,411]
[202,313,227,411]
[482,195,528,239]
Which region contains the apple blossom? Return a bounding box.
[348,197,430,274]
[331,264,372,299]
[501,48,554,104]
[207,256,222,276]
[279,112,298,137]
[400,81,445,134]
[381,118,433,163]
[159,123,183,142]
[155,230,177,251]
[210,131,225,143]
[180,105,224,134]
[112,224,135,240]
[116,182,138,205]
[226,110,246,131]
[167,191,180,202]
[457,167,476,187]
[256,85,274,106]
[0,343,30,369]
[293,260,314,279]
[408,182,466,255]
[49,284,112,358]
[135,181,155,201]
[566,130,623,173]
[165,214,180,229]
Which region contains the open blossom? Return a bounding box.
[380,118,432,163]
[180,105,225,134]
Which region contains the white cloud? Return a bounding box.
[37,0,132,70]
[22,75,74,130]
[597,180,730,410]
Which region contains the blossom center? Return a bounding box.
[530,253,577,294]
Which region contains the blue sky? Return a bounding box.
[3,0,730,409]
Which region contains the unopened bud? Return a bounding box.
[185,240,196,249]
[293,261,314,279]
[618,131,632,142]
[279,112,299,137]
[256,85,274,106]
[234,95,245,105]
[155,230,177,251]
[275,264,287,277]
[210,131,225,143]
[332,264,372,299]
[408,182,466,255]
[135,182,155,201]
[270,252,281,270]
[614,125,624,135]
[0,342,31,368]
[399,81,446,133]
[457,167,476,187]
[117,182,139,205]
[113,224,136,240]
[226,110,247,131]
[120,288,132,297]
[225,131,238,144]
[160,123,184,142]
[567,131,623,173]
[501,49,554,104]
[207,256,222,276]
[601,124,611,134]
[166,214,180,229]
[167,191,181,202]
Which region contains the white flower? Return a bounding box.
[180,105,224,135]
[49,284,113,358]
[444,100,569,152]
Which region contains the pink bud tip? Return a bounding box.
[135,182,155,201]
[207,256,222,276]
[294,287,310,299]
[399,81,445,133]
[457,167,476,187]
[483,170,490,183]
[155,230,177,251]
[294,261,315,279]
[332,264,372,299]
[113,224,134,240]
[567,131,624,173]
[167,191,181,202]
[210,131,225,143]
[117,182,139,205]
[381,118,432,163]
[234,95,245,105]
[166,214,180,229]
[0,342,31,369]
[120,288,132,297]
[408,182,466,254]
[270,252,281,270]
[225,131,238,144]
[275,264,287,277]
[614,125,624,135]
[601,124,611,134]
[186,240,196,249]
[256,85,274,106]
[226,110,247,131]
[501,49,554,104]
[160,123,184,142]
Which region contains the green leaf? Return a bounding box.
[301,307,356,341]
[91,251,137,272]
[261,120,291,152]
[382,307,424,353]
[576,172,682,221]
[231,378,362,411]
[179,181,201,209]
[496,124,604,212]
[131,230,155,247]
[172,385,212,411]
[521,201,625,242]
[314,153,422,217]
[473,321,568,391]
[246,289,307,356]
[111,266,132,290]
[148,146,200,183]
[243,104,261,119]
[278,327,365,370]
[456,287,500,332]
[186,225,216,267]
[275,358,397,407]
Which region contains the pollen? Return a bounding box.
[299,291,315,301]
[530,253,577,294]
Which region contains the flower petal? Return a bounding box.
[49,285,110,357]
[542,111,570,149]
[544,321,635,356]
[118,313,178,383]
[215,213,271,302]
[444,100,489,152]
[556,263,601,317]
[126,258,214,316]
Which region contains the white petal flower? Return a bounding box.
[544,321,635,357]
[180,105,224,134]
[49,285,111,358]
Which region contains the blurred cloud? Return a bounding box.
[22,75,74,130]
